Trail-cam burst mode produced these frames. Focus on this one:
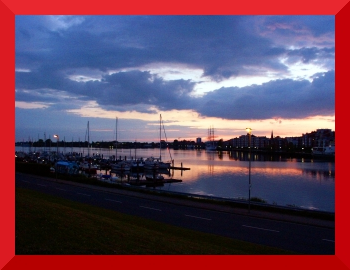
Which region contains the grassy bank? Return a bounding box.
[15,187,296,255]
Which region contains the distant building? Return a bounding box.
[226,128,335,152]
[302,129,335,148]
[230,134,269,149]
[196,137,202,144]
[285,137,301,147]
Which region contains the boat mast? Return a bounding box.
[116,117,118,162]
[161,116,173,163]
[159,114,162,161]
[44,132,46,152]
[208,126,215,148]
[87,121,90,157]
[212,126,214,146]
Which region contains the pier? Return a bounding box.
[170,166,190,170]
[170,162,191,170]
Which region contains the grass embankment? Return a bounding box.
[16,187,297,255]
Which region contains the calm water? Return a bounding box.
[16,146,335,212]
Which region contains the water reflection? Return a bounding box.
[228,150,319,162]
[167,150,334,212]
[303,169,335,181]
[16,146,335,212]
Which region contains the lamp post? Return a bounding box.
[53,134,59,156]
[53,134,59,180]
[245,128,252,213]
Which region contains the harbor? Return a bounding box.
[15,145,188,188]
[15,146,335,213]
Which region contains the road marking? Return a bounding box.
[322,239,335,243]
[37,184,47,187]
[77,193,91,196]
[105,199,122,203]
[185,215,212,221]
[56,188,66,191]
[242,225,280,233]
[140,206,162,211]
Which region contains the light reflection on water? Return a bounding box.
[16,146,335,212]
[155,149,334,212]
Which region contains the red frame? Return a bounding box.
[2,1,348,269]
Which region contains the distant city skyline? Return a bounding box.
[15,15,335,143]
[15,127,334,144]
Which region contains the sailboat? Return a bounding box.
[144,114,172,170]
[158,114,172,169]
[110,117,131,172]
[129,140,145,170]
[111,161,131,172]
[80,121,98,174]
[206,126,217,151]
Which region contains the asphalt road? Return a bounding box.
[15,173,335,254]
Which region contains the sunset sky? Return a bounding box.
[15,15,335,143]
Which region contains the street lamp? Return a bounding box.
[245,128,252,213]
[53,134,59,156]
[53,134,59,180]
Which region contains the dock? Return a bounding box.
[170,166,190,170]
[170,162,190,170]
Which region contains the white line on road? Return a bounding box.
[322,239,335,243]
[105,199,122,203]
[242,225,280,233]
[185,215,212,221]
[77,193,91,196]
[140,206,162,211]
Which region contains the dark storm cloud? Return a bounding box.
[16,16,290,80]
[286,47,334,65]
[16,68,197,111]
[15,15,334,121]
[196,70,334,120]
[86,70,197,110]
[16,67,335,121]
